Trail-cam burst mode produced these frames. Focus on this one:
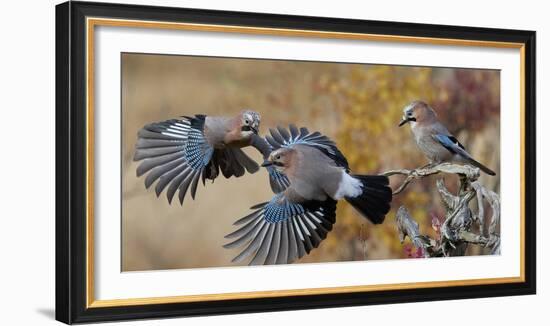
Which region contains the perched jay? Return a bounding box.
[399,100,496,176]
[133,110,262,204]
[224,125,392,265]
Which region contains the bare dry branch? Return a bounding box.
[383,163,480,195]
[396,206,436,257]
[385,163,500,257]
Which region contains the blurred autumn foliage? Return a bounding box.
[302,65,499,263]
[122,54,500,271]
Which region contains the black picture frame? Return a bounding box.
[56,1,536,324]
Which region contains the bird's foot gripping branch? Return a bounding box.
[384,163,500,257]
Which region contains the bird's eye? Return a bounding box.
[276,155,281,160]
[244,119,249,125]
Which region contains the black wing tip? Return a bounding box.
[250,202,268,210]
[222,242,238,248]
[277,126,291,139]
[155,187,162,198]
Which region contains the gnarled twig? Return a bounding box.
[396,207,438,257]
[385,163,500,257]
[383,163,480,195]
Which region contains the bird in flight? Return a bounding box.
[399,100,496,176]
[224,125,393,265]
[133,110,263,204]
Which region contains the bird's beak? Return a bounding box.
[398,116,409,127]
[251,126,259,134]
[261,160,273,167]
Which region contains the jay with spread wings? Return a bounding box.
[224,125,393,265]
[133,110,262,204]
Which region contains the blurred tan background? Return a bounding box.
[121,53,500,271]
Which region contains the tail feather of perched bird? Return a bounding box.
[134,110,262,204]
[224,125,392,265]
[432,134,496,175]
[399,100,496,176]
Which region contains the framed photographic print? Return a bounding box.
[55,1,536,324]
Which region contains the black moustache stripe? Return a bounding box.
[241,126,252,131]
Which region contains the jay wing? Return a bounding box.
[266,125,350,171]
[133,114,260,205]
[250,133,291,193]
[252,124,351,194]
[134,115,214,204]
[432,134,496,176]
[224,193,337,265]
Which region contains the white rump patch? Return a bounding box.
[334,172,363,200]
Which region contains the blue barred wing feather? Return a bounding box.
[267,167,291,193]
[224,193,337,265]
[134,115,214,204]
[267,125,349,171]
